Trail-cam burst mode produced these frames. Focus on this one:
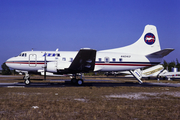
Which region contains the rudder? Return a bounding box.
[100,25,161,55]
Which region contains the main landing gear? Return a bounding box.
[71,74,84,86]
[23,73,31,85]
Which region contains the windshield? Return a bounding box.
[18,53,27,57]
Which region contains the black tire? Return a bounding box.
[24,79,31,85]
[76,79,84,86]
[71,78,77,84]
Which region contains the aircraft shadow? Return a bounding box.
[13,81,180,88]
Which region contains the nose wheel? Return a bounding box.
[24,73,31,85]
[24,79,30,85]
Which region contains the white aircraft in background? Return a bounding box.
[159,69,180,80]
[124,65,180,80]
[124,64,164,79]
[6,25,174,85]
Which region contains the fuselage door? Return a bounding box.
[29,54,37,67]
[55,53,60,69]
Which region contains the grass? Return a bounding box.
[0,75,180,119]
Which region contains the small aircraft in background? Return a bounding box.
[159,68,180,80]
[124,65,180,81]
[6,25,174,85]
[124,64,164,79]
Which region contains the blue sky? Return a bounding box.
[0,0,180,68]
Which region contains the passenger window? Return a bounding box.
[48,53,51,56]
[70,58,73,62]
[62,58,66,61]
[99,58,102,62]
[105,57,109,63]
[119,58,122,62]
[52,53,56,57]
[112,58,116,62]
[43,53,47,56]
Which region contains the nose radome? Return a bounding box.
[5,57,14,68]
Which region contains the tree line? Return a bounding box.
[1,62,12,75]
[163,59,180,72]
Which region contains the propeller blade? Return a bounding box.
[44,52,47,80]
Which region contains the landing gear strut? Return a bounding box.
[24,73,31,85]
[71,74,84,86]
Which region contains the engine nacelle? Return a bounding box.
[46,61,71,72]
[57,61,71,70]
[47,62,57,73]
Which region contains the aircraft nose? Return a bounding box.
[5,58,14,68]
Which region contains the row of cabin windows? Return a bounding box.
[62,58,122,62]
[44,53,60,57]
[99,58,122,62]
[19,53,60,57]
[18,53,122,63]
[62,58,73,62]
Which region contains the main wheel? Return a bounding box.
[25,79,31,85]
[76,79,84,86]
[71,78,77,84]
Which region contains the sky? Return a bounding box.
[0,0,180,69]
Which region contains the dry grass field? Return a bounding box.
[0,75,180,119]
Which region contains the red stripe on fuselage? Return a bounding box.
[7,62,154,67]
[95,63,152,66]
[6,62,45,64]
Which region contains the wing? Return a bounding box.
[57,48,96,74]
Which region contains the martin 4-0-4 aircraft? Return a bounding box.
[6,25,174,85]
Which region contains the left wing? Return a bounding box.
[57,48,97,74]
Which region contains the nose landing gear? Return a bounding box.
[24,73,31,85]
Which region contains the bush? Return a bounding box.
[1,62,12,75]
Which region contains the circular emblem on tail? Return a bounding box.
[144,33,155,45]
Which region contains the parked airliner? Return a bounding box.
[6,25,174,85]
[159,69,180,80]
[124,64,164,79]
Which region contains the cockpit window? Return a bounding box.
[18,53,27,57]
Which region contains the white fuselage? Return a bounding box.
[6,50,162,73]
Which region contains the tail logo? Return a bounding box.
[144,33,155,45]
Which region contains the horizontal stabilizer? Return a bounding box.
[146,48,174,58]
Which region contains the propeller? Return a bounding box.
[44,52,47,80]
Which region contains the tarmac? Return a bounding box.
[0,79,180,88]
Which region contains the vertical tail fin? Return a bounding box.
[100,25,161,55]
